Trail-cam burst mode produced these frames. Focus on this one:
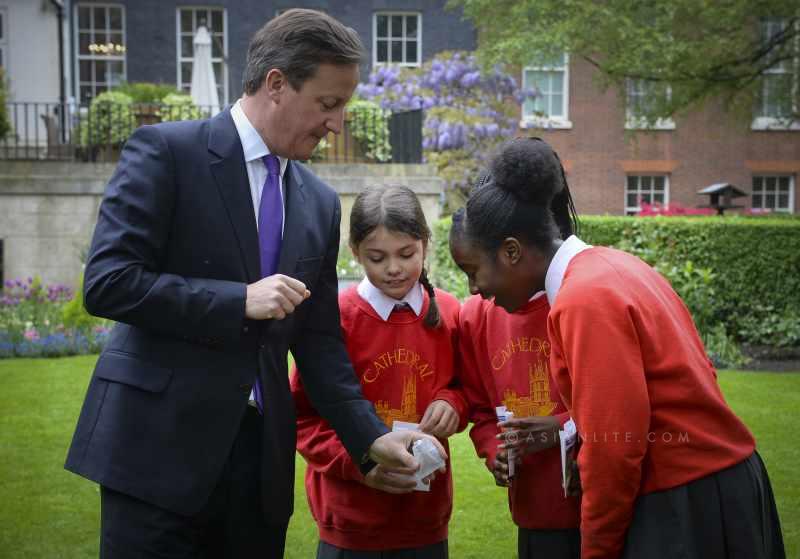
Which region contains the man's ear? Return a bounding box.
[265,69,287,103]
[499,237,522,266]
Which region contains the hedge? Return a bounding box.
[431,215,800,349]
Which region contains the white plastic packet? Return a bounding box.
[411,438,446,492]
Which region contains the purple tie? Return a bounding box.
[254,154,282,413]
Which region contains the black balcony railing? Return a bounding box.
[0,102,423,164]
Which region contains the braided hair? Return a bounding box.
[350,185,440,328]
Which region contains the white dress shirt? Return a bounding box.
[230,99,288,236]
[357,277,424,322]
[544,235,592,307]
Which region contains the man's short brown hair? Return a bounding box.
[242,9,364,94]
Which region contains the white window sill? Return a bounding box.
[625,117,675,130]
[751,117,800,131]
[520,117,573,130]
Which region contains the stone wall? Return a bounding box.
[0,161,443,286]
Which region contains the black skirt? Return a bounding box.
[622,451,785,559]
[518,527,580,559]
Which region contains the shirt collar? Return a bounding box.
[230,99,288,178]
[357,277,424,321]
[544,235,592,306]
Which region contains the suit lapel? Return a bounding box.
[208,110,261,282]
[277,161,307,276]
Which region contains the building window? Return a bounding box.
[753,18,798,130]
[373,13,421,67]
[625,78,675,130]
[752,175,795,212]
[522,53,571,129]
[75,4,126,103]
[0,8,7,68]
[177,7,227,104]
[625,175,669,214]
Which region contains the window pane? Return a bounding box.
[627,176,638,190]
[0,13,4,39]
[181,62,192,84]
[406,15,418,38]
[376,15,388,38]
[182,36,193,58]
[778,176,790,190]
[391,16,403,37]
[391,40,403,62]
[79,60,92,82]
[778,193,789,208]
[627,194,637,207]
[95,31,107,46]
[95,61,107,83]
[551,72,563,93]
[109,32,124,51]
[654,176,665,190]
[109,7,122,31]
[654,193,665,204]
[211,11,223,33]
[753,194,763,208]
[766,193,776,208]
[80,85,93,104]
[641,176,652,189]
[96,84,107,95]
[406,41,417,64]
[550,94,563,117]
[753,176,762,190]
[377,40,388,62]
[766,176,776,190]
[79,6,91,29]
[94,7,107,30]
[109,61,124,86]
[181,10,193,32]
[212,37,223,59]
[79,32,92,55]
[212,62,222,86]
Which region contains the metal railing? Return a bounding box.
[0,101,423,164]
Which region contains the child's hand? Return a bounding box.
[362,464,418,494]
[419,400,459,438]
[492,450,512,487]
[496,416,560,456]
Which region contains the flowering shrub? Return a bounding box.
[357,51,533,197]
[637,202,715,217]
[0,277,111,358]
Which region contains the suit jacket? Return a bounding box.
[65,109,389,523]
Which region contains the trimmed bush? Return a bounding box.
[78,90,135,147]
[159,93,204,122]
[431,215,800,352]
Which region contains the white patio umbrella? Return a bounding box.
[190,25,220,117]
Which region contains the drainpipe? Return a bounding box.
[50,0,66,141]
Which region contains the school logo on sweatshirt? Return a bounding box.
[501,360,558,417]
[491,336,550,370]
[373,374,420,426]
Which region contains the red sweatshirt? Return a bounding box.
[458,294,580,530]
[547,247,756,559]
[291,286,466,551]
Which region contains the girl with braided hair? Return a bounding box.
[291,184,466,559]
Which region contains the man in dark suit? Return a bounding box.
[65,9,443,558]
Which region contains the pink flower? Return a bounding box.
[24,329,40,341]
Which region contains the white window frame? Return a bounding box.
[625,78,675,130]
[73,3,127,103]
[520,53,572,130]
[176,6,228,105]
[752,175,795,213]
[373,12,422,68]
[752,19,800,131]
[625,174,670,214]
[0,7,8,70]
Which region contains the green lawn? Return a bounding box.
[0,356,796,558]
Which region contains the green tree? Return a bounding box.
[451,0,800,125]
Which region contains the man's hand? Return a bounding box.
[419,400,460,439]
[492,449,512,487]
[245,274,310,320]
[362,464,417,494]
[496,416,560,456]
[368,430,447,476]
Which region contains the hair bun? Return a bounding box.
[489,138,564,204]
